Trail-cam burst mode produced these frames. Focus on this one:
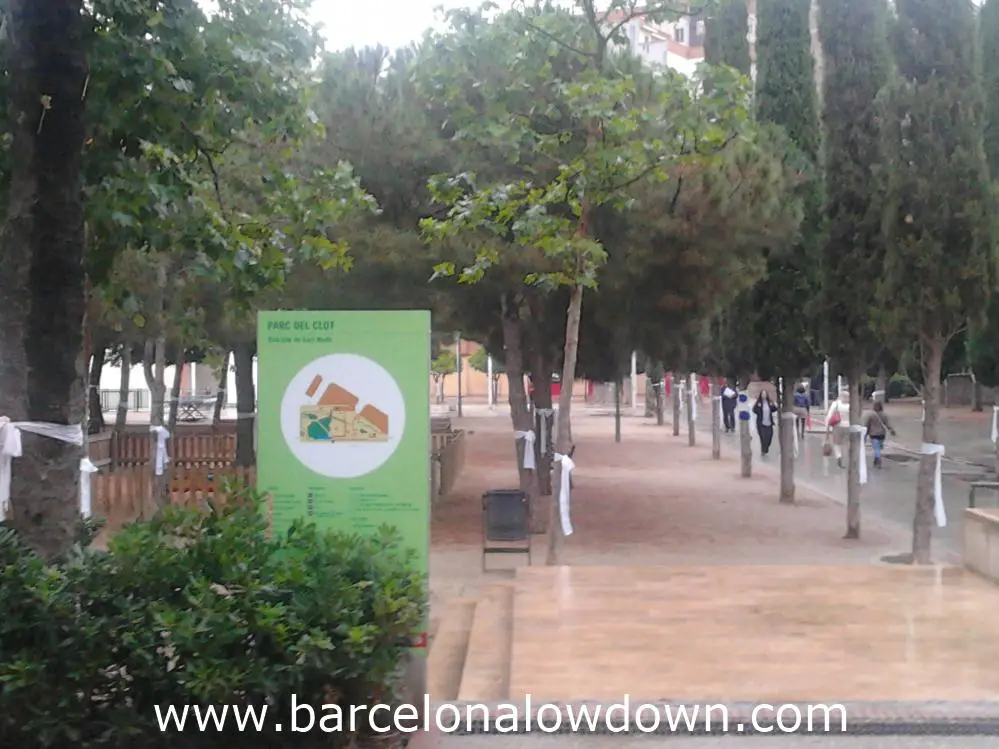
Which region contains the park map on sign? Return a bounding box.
[299,374,391,443]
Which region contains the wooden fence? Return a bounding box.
[89,430,236,470]
[92,466,256,529]
[90,418,468,526]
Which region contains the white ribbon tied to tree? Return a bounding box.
[781,412,799,458]
[0,417,85,521]
[992,405,999,443]
[79,458,99,518]
[554,452,575,537]
[921,442,947,527]
[149,425,171,476]
[688,381,697,420]
[514,430,536,470]
[848,424,868,485]
[715,396,724,427]
[535,408,554,455]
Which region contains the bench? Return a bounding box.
[967,481,999,509]
[964,507,999,582]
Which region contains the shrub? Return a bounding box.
[0,489,425,748]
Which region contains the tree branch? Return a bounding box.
[518,12,593,59]
[182,121,227,216]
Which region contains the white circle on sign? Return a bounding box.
[280,353,406,478]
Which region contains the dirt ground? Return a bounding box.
[428,408,912,635]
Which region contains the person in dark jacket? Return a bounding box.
[792,384,810,439]
[721,382,738,432]
[753,390,779,456]
[864,400,896,468]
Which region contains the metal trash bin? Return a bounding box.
[481,489,531,570]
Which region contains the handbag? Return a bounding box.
[822,442,833,457]
[828,406,842,427]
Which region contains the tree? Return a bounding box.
[0,0,89,558]
[737,0,822,505]
[818,0,892,537]
[469,346,505,404]
[420,1,752,564]
[981,0,999,179]
[431,349,458,404]
[704,0,751,76]
[879,0,995,564]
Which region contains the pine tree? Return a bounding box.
[818,0,892,539]
[879,0,995,563]
[704,0,751,75]
[745,0,822,504]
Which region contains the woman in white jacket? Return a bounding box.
[825,390,850,468]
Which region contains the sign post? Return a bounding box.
[257,310,431,698]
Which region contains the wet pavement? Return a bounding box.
[686,405,991,562]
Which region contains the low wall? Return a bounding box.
[964,508,999,581]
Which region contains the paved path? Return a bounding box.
[669,406,975,562]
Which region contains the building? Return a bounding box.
[604,8,705,76]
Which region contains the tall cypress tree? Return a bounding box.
[982,0,999,176]
[704,0,751,75]
[969,0,999,439]
[743,0,822,505]
[879,0,994,563]
[818,0,891,540]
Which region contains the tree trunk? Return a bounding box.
[144,337,168,508]
[212,350,229,427]
[875,364,887,402]
[672,373,681,436]
[88,344,106,435]
[845,364,863,539]
[644,378,655,418]
[0,0,88,558]
[499,295,538,526]
[115,346,131,433]
[687,372,696,447]
[739,387,752,477]
[656,381,664,426]
[233,342,256,467]
[614,378,622,443]
[168,349,185,432]
[546,282,584,566]
[526,312,554,496]
[711,379,721,460]
[779,375,795,504]
[973,374,983,412]
[533,391,555,497]
[912,336,944,564]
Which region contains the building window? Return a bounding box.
[674,24,685,43]
[696,20,705,36]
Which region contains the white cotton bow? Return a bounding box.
[0,417,85,521]
[555,452,575,537]
[150,425,171,476]
[921,443,947,527]
[514,430,536,470]
[848,425,868,485]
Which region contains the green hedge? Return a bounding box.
[0,491,425,748]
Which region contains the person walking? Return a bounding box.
[825,389,851,468]
[864,400,896,468]
[753,390,779,456]
[721,382,738,432]
[792,384,810,440]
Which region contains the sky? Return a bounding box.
[309,0,488,51]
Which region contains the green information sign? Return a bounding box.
[257,310,430,648]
